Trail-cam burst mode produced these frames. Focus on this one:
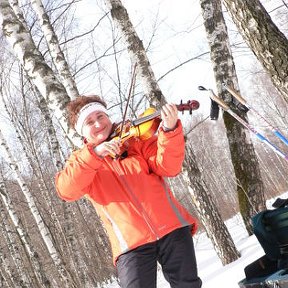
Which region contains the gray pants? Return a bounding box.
[116,226,202,288]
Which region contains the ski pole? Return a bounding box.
[198,86,288,162]
[223,83,288,147]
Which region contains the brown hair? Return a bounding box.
[66,95,107,128]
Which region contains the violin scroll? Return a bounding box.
[176,100,200,114]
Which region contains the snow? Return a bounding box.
[104,192,288,287]
[104,213,263,288]
[194,215,263,288]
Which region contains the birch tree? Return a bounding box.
[1,75,85,284]
[0,212,16,288]
[104,0,240,265]
[0,3,89,280]
[0,193,32,287]
[183,144,240,264]
[104,0,165,108]
[200,0,265,234]
[0,170,50,287]
[222,0,288,103]
[29,0,79,100]
[0,128,78,287]
[0,0,81,147]
[0,56,102,287]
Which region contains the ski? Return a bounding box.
[223,83,288,147]
[198,86,288,162]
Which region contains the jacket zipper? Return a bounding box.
[110,159,160,240]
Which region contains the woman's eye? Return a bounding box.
[87,121,94,126]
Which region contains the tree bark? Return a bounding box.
[222,0,288,103]
[200,0,266,234]
[0,129,78,287]
[104,0,165,108]
[30,0,79,100]
[0,172,50,287]
[0,0,82,147]
[183,144,240,265]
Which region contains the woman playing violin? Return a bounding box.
[55,95,202,288]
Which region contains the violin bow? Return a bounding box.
[117,63,138,144]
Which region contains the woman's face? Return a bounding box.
[81,111,113,145]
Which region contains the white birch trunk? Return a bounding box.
[3,0,68,167]
[182,148,241,265]
[33,85,70,169]
[0,254,16,288]
[9,0,28,30]
[0,201,24,288]
[0,217,32,287]
[0,177,50,287]
[0,129,78,288]
[0,268,12,288]
[30,0,79,100]
[0,85,69,252]
[31,89,91,285]
[0,0,82,148]
[1,46,87,286]
[104,0,165,108]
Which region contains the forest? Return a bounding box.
[0,0,287,287]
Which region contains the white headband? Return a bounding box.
[75,102,108,135]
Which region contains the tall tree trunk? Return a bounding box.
[0,229,16,288]
[0,130,78,288]
[105,0,240,265]
[184,144,240,265]
[200,0,265,234]
[0,0,81,147]
[30,0,79,99]
[0,198,32,287]
[0,172,50,287]
[1,65,93,285]
[222,0,288,103]
[0,268,11,288]
[31,83,69,169]
[104,0,165,108]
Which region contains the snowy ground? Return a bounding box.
[193,214,263,288]
[104,193,288,288]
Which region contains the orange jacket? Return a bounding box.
[55,120,198,264]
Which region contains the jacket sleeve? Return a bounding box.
[141,119,185,177]
[55,143,103,201]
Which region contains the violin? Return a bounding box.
[109,99,200,146]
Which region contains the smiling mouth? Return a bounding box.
[96,128,105,134]
[96,126,108,135]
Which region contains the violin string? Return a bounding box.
[132,111,161,127]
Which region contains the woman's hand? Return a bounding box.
[94,139,121,158]
[161,103,178,131]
